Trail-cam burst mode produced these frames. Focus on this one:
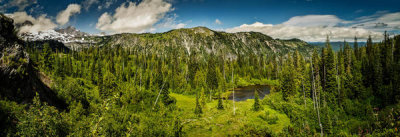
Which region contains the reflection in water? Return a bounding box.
[228,85,270,101]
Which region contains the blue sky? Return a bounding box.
[1,0,399,41]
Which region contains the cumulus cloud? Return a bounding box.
[215,19,222,25]
[364,12,400,31]
[98,0,116,10]
[7,12,57,33]
[0,0,37,11]
[82,0,99,11]
[96,0,172,33]
[347,11,400,32]
[226,12,400,42]
[56,4,81,26]
[153,14,186,31]
[283,15,345,27]
[226,22,382,42]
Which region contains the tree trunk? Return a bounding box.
[232,58,235,115]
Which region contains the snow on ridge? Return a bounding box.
[20,29,91,44]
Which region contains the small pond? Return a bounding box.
[228,85,270,101]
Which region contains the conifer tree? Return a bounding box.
[194,70,206,91]
[200,87,207,108]
[372,44,384,104]
[90,56,96,83]
[343,41,352,74]
[217,93,224,110]
[194,90,203,115]
[311,49,321,108]
[206,54,218,100]
[54,54,64,77]
[393,36,400,102]
[253,91,261,111]
[362,36,374,87]
[280,55,296,101]
[188,50,198,85]
[354,37,360,60]
[322,36,338,105]
[97,58,104,97]
[217,67,225,110]
[41,43,53,70]
[351,53,364,99]
[173,117,183,137]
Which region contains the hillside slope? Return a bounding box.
[0,14,66,109]
[77,27,314,56]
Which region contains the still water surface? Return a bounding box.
[228,85,270,101]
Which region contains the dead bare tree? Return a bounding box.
[153,78,167,110]
[232,58,235,115]
[311,58,323,136]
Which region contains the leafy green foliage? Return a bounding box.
[1,30,400,136]
[194,92,203,115]
[253,91,261,111]
[16,94,69,136]
[217,94,224,110]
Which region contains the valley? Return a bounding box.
[1,1,400,135]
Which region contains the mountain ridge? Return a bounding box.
[83,26,314,57]
[15,24,315,56]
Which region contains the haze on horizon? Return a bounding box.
[1,0,399,42]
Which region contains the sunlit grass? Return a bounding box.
[171,93,290,136]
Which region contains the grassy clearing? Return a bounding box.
[171,93,290,136]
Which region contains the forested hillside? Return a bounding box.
[1,13,400,136]
[63,26,314,56]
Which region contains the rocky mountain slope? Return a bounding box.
[21,29,88,44]
[55,26,88,37]
[89,27,313,57]
[0,14,66,109]
[18,25,314,56]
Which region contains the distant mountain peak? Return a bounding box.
[170,26,214,35]
[19,25,91,44]
[55,26,88,37]
[191,26,212,31]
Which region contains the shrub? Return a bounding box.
[16,94,69,136]
[259,111,279,124]
[238,123,276,137]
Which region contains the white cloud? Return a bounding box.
[96,0,172,33]
[96,12,112,28]
[215,19,222,25]
[7,12,57,33]
[283,15,345,27]
[98,0,116,10]
[28,4,43,14]
[82,0,99,11]
[353,11,389,23]
[176,23,186,28]
[153,14,186,31]
[56,4,81,26]
[344,11,400,32]
[364,12,400,31]
[226,22,382,42]
[226,12,400,42]
[0,0,37,11]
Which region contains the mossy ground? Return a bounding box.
[171,93,290,136]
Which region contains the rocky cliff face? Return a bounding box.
[0,14,66,109]
[55,26,88,37]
